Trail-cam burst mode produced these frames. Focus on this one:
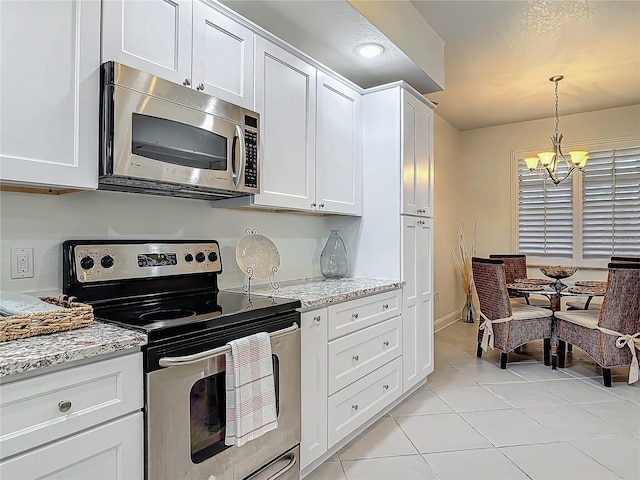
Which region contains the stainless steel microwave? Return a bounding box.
[99,62,259,200]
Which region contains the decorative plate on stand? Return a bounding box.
[235,229,280,295]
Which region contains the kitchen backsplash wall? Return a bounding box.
[0,190,330,294]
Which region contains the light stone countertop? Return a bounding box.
[241,277,402,310]
[0,322,146,378]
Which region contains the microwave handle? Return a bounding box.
[231,125,245,187]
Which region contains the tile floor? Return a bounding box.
[306,320,640,480]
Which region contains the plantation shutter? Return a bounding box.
[582,146,640,258]
[518,159,573,257]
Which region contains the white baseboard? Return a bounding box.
[434,311,460,332]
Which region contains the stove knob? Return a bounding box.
[195,252,206,263]
[184,253,194,263]
[80,256,94,270]
[100,255,114,269]
[208,252,218,262]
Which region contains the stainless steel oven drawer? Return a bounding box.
[245,445,299,480]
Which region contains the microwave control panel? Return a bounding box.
[244,129,258,188]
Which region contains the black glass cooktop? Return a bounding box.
[93,290,300,342]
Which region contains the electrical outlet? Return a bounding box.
[11,247,34,279]
[435,291,440,302]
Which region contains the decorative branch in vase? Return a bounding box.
[451,223,477,323]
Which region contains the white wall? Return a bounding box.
[0,190,330,294]
[459,104,640,281]
[432,113,466,327]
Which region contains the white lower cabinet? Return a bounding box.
[0,412,143,480]
[0,352,144,479]
[300,290,403,472]
[300,309,328,469]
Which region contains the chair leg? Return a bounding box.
[603,368,612,387]
[476,343,483,358]
[543,338,551,366]
[500,352,508,369]
[558,340,566,368]
[514,346,522,354]
[567,343,573,353]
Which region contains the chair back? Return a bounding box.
[598,263,640,334]
[472,257,512,320]
[611,256,640,263]
[488,254,527,283]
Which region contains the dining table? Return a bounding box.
[507,278,607,369]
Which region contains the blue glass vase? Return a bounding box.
[320,230,348,279]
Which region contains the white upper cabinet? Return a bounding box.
[191,1,254,109]
[0,0,100,190]
[249,38,362,215]
[102,0,192,87]
[316,72,362,216]
[102,0,255,109]
[401,89,434,217]
[253,37,317,211]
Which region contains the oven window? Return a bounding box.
[190,354,279,463]
[131,113,227,170]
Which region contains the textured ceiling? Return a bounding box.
[221,0,640,131]
[411,0,640,130]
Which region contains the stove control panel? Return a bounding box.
[71,242,222,283]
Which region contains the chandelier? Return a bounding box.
[523,75,589,186]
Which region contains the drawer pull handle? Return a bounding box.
[352,404,359,411]
[352,313,359,319]
[353,355,359,361]
[314,315,321,323]
[58,400,72,413]
[383,384,389,390]
[383,304,389,309]
[383,341,390,347]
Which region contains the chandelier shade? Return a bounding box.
[523,76,588,185]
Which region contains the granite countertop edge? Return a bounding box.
[241,277,403,310]
[0,322,147,378]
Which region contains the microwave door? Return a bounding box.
[110,87,237,191]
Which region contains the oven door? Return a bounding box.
[107,85,251,192]
[146,324,300,480]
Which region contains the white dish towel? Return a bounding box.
[225,332,278,447]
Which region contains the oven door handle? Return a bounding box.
[231,124,245,187]
[158,322,298,368]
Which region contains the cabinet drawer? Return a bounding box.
[0,412,143,480]
[328,316,402,395]
[328,290,401,340]
[0,353,143,459]
[327,357,402,447]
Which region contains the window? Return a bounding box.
[515,144,640,265]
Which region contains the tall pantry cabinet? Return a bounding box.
[338,83,435,393]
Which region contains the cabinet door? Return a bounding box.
[300,309,328,470]
[401,90,433,217]
[102,0,192,86]
[0,413,143,480]
[315,72,362,215]
[0,0,100,189]
[401,216,434,391]
[254,37,317,211]
[416,103,434,217]
[192,1,254,109]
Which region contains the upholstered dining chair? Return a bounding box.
[555,262,640,387]
[472,257,553,369]
[488,254,550,308]
[566,256,640,310]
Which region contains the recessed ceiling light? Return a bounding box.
[357,43,384,59]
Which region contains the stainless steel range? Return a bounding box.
[63,240,301,480]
